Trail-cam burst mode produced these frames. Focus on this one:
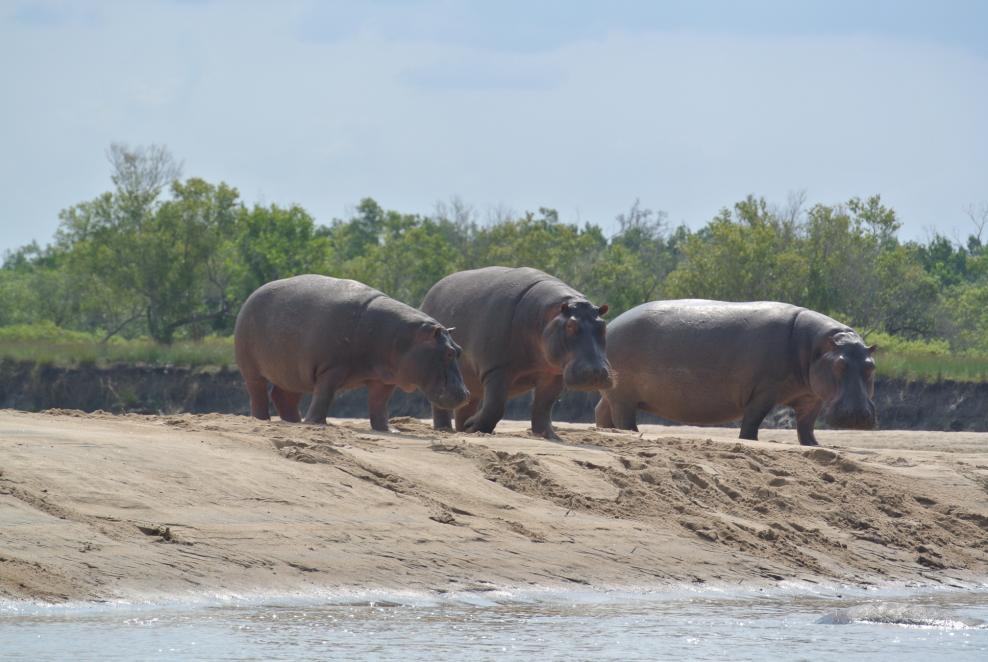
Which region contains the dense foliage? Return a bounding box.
[2,146,987,360]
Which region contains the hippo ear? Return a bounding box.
[416,323,444,344]
[867,344,878,355]
[597,304,609,318]
[431,325,448,343]
[560,303,571,316]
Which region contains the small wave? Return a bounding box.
[817,602,987,628]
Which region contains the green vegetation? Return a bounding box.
[0,323,233,367]
[2,144,987,381]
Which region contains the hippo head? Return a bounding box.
[809,331,878,430]
[543,300,614,391]
[396,324,470,410]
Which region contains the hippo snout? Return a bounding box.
[563,361,614,392]
[827,400,878,430]
[429,384,470,411]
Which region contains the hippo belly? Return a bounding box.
[632,366,747,424]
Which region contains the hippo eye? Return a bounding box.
[565,318,580,336]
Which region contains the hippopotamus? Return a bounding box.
[595,300,877,446]
[420,266,613,440]
[234,275,469,430]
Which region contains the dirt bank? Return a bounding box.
[1,411,986,602]
[1,360,987,431]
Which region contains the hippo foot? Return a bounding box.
[462,416,496,435]
[798,439,820,447]
[532,427,563,442]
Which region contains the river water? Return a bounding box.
[2,585,987,661]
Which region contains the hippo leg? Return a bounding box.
[595,389,638,431]
[594,396,614,428]
[271,386,301,423]
[531,375,564,441]
[739,397,775,441]
[367,381,396,432]
[792,396,822,446]
[464,369,509,434]
[304,368,347,424]
[453,397,480,432]
[245,379,271,420]
[609,397,639,432]
[433,406,453,430]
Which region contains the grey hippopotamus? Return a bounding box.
[421,267,613,440]
[235,275,469,430]
[595,300,877,445]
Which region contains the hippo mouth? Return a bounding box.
[563,361,615,392]
[426,383,470,411]
[825,400,878,430]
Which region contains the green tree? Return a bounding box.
[472,208,607,295]
[347,214,462,305]
[592,202,686,315]
[665,195,808,303]
[56,145,240,342]
[233,203,335,302]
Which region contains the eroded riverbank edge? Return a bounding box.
[2,360,987,431]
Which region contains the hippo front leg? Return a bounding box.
[594,396,613,429]
[464,369,509,434]
[595,392,638,431]
[453,397,480,432]
[367,381,396,432]
[433,406,453,431]
[531,375,564,441]
[304,368,347,424]
[792,396,822,446]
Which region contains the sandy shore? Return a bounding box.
[2,410,987,602]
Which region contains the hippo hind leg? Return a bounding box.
[270,386,301,423]
[245,378,271,420]
[304,368,346,425]
[739,396,776,441]
[463,369,509,434]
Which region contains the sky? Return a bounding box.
[2,0,987,255]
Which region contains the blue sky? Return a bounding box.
[2,0,987,255]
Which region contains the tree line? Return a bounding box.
[2,145,987,353]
